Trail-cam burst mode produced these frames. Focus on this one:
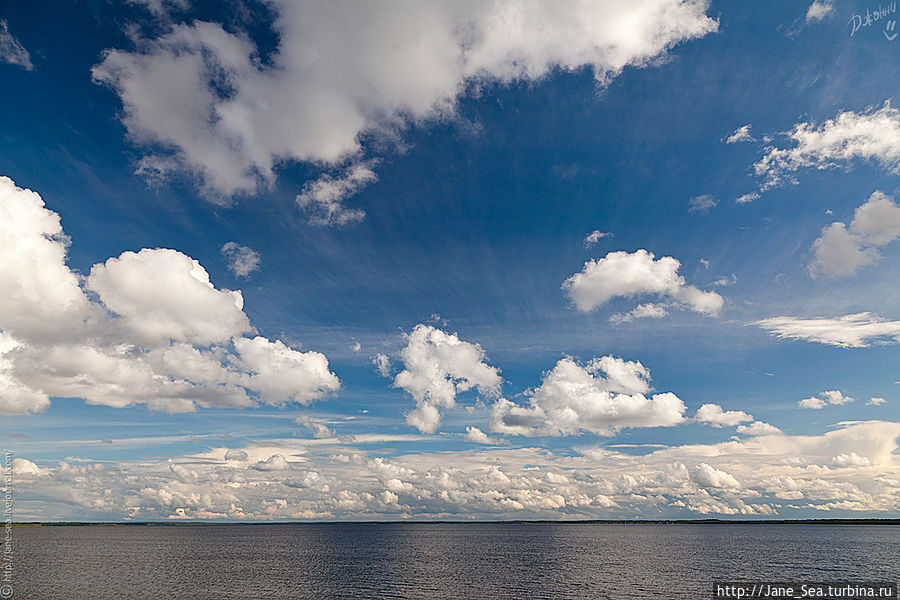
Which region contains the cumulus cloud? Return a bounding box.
[754,102,900,190]
[805,0,835,22]
[221,242,261,277]
[868,397,886,406]
[735,192,759,204]
[583,230,612,248]
[808,191,900,278]
[755,312,900,348]
[14,420,898,521]
[372,353,391,378]
[799,390,854,409]
[694,403,753,427]
[0,175,338,415]
[296,415,335,439]
[92,1,717,211]
[0,21,33,71]
[492,355,686,437]
[464,426,506,445]
[296,161,377,226]
[609,303,667,324]
[688,194,717,213]
[724,124,754,144]
[736,421,782,436]
[394,324,501,433]
[563,249,724,317]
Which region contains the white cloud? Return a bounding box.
[868,397,886,406]
[234,337,340,405]
[221,242,261,277]
[372,353,391,378]
[563,249,724,317]
[694,403,753,427]
[711,274,737,287]
[0,175,339,415]
[805,0,835,22]
[583,230,612,248]
[492,356,686,437]
[799,390,854,409]
[724,124,754,144]
[92,1,717,207]
[755,312,900,348]
[464,426,505,445]
[754,102,900,190]
[394,324,501,433]
[296,415,335,439]
[609,303,667,324]
[809,191,900,278]
[87,248,252,346]
[799,396,827,410]
[736,421,782,436]
[688,194,717,213]
[735,192,759,204]
[296,161,376,226]
[10,420,900,520]
[127,0,190,18]
[0,21,33,71]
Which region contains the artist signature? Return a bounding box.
[848,2,898,40]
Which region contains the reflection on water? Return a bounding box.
[16,523,900,599]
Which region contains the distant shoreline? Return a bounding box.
[11,518,900,527]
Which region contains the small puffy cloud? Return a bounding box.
[755,312,900,348]
[394,325,501,433]
[735,192,759,204]
[296,161,376,227]
[692,463,739,489]
[372,353,391,377]
[251,454,289,471]
[492,356,686,437]
[0,21,33,70]
[464,426,505,445]
[805,0,835,22]
[867,397,886,406]
[736,421,782,436]
[92,1,717,204]
[224,448,248,461]
[754,102,900,190]
[349,339,361,353]
[87,248,251,346]
[583,230,612,248]
[711,274,737,287]
[234,337,340,405]
[221,242,261,278]
[799,390,853,409]
[694,403,753,427]
[296,415,335,439]
[10,457,43,476]
[809,191,900,278]
[724,124,754,144]
[688,194,718,213]
[127,0,190,17]
[563,250,724,317]
[0,174,339,415]
[832,452,870,467]
[799,396,827,410]
[609,303,667,324]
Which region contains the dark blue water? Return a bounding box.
[12,523,900,599]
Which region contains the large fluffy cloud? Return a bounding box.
[754,101,900,190]
[394,324,502,433]
[492,355,687,436]
[809,191,900,278]
[10,420,898,520]
[755,312,900,348]
[563,250,723,317]
[92,1,717,217]
[0,175,338,415]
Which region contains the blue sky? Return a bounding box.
[1,0,899,521]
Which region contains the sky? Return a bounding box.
[0,0,899,521]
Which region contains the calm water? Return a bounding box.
[12,523,900,599]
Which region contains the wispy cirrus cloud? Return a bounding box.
[755,312,900,348]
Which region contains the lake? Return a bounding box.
[13,523,900,599]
